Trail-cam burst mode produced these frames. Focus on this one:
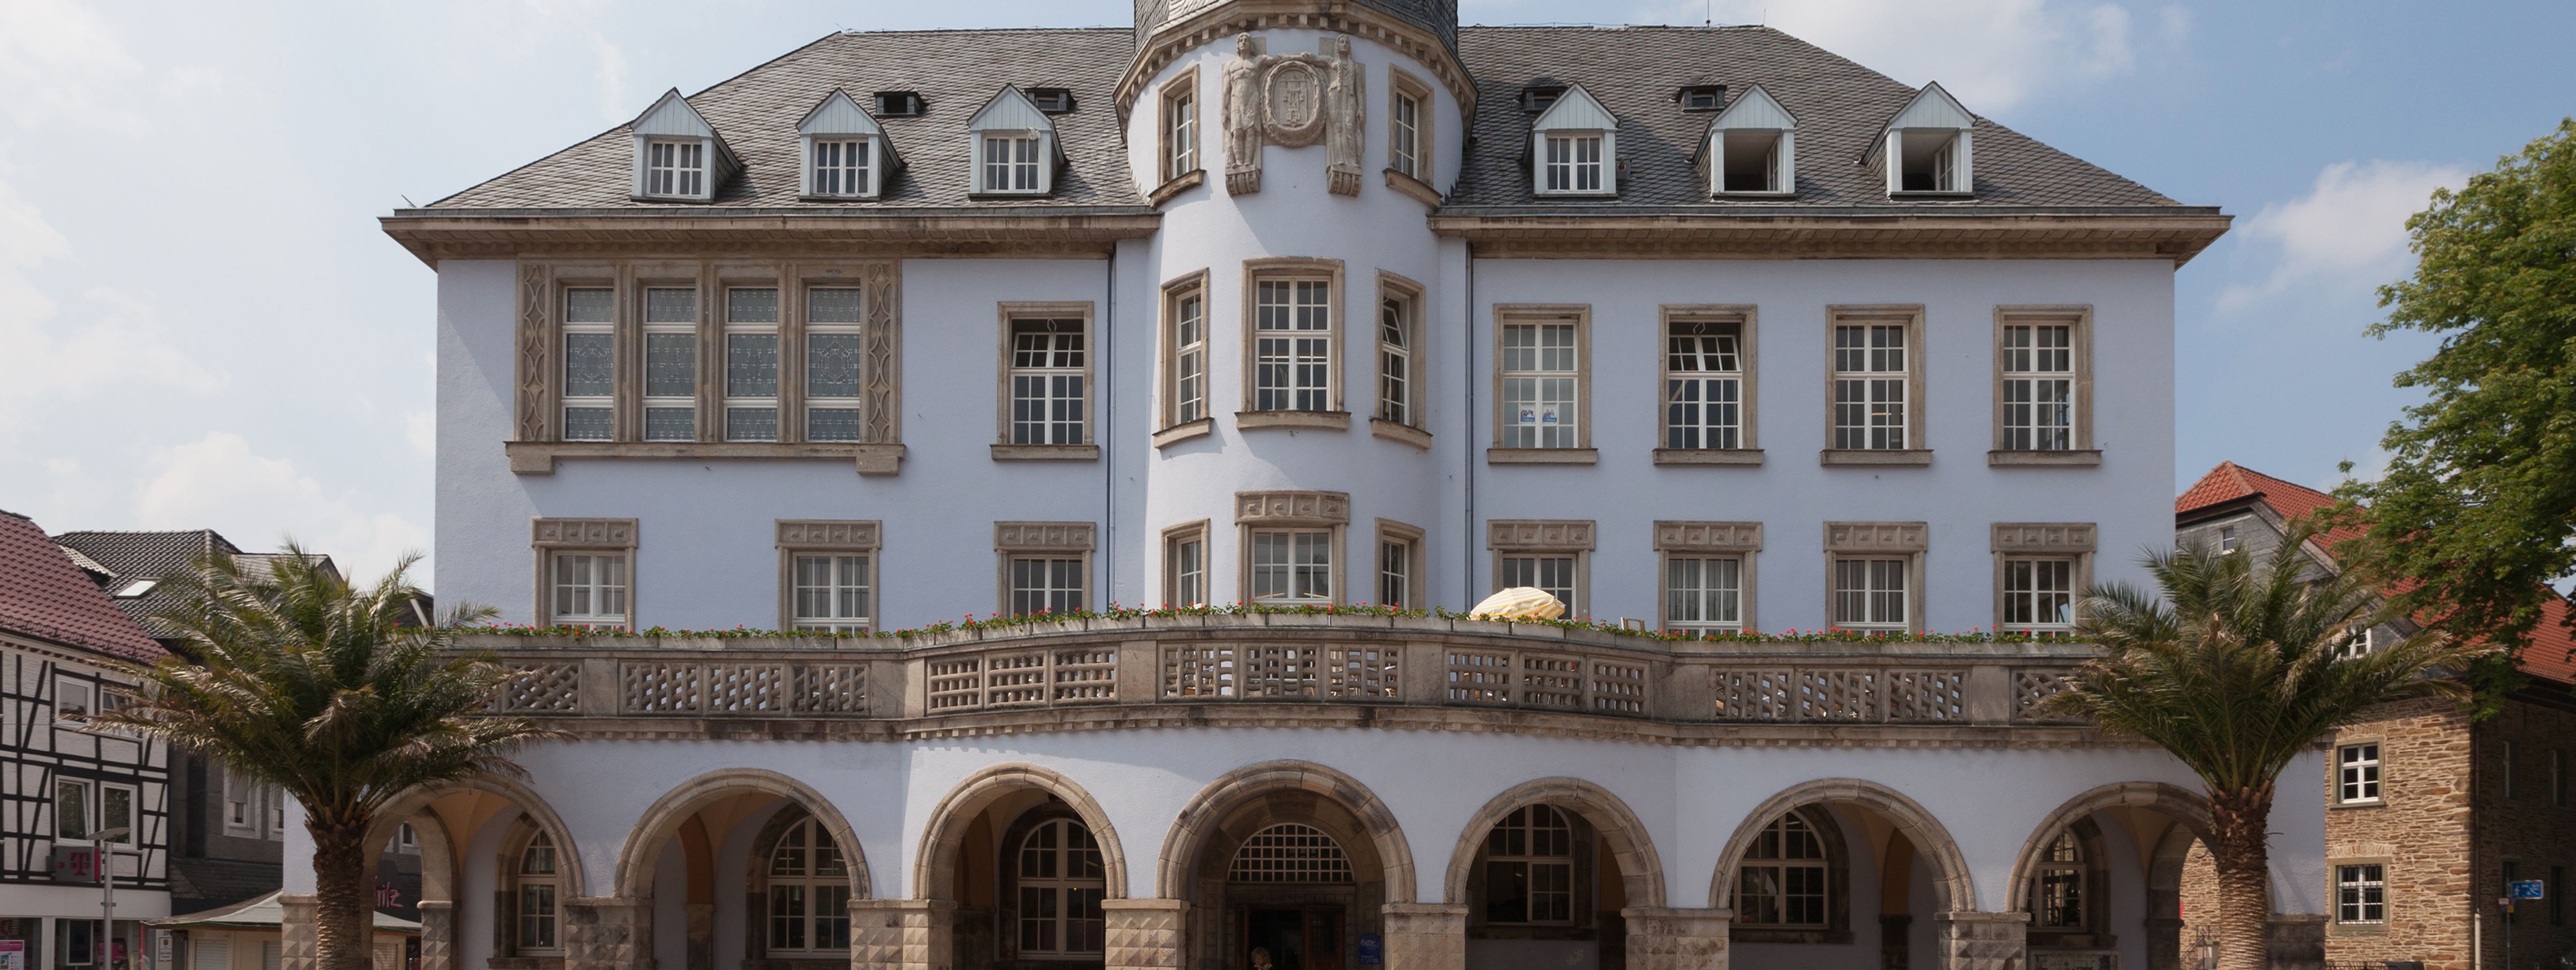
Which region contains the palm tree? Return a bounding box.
[2050,524,2478,970]
[90,547,560,970]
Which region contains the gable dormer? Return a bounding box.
[1530,83,1617,196]
[1705,84,1796,196]
[967,86,1063,197]
[628,89,740,203]
[798,89,899,200]
[1877,81,1974,196]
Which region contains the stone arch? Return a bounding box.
[2004,781,2214,911]
[613,767,869,899]
[1709,778,1975,913]
[912,762,1128,900]
[1442,777,1667,909]
[368,774,586,901]
[1156,760,1417,904]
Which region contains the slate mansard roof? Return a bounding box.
[419,25,2195,217]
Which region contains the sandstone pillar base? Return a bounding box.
[849,899,955,970]
[1102,899,1187,970]
[279,895,318,970]
[684,903,713,970]
[565,896,654,970]
[2266,914,2327,970]
[1935,911,2028,970]
[413,901,453,970]
[1621,907,1729,970]
[1379,903,1467,970]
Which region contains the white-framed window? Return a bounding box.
[1164,523,1207,608]
[1483,805,1574,925]
[809,138,872,197]
[1377,288,1417,426]
[1015,819,1106,956]
[1665,555,1744,632]
[791,554,872,633]
[1376,521,1423,609]
[516,832,562,954]
[225,771,254,835]
[1010,557,1085,616]
[1737,812,1829,928]
[101,783,134,844]
[767,816,853,954]
[805,287,866,442]
[1541,134,1604,193]
[2336,625,2378,660]
[54,778,89,841]
[982,134,1043,194]
[2220,526,2240,553]
[561,287,615,441]
[645,139,705,197]
[997,523,1092,617]
[1665,318,1744,450]
[54,678,92,719]
[1166,279,1208,427]
[548,553,629,628]
[1161,78,1198,181]
[1500,555,1579,612]
[1008,318,1087,446]
[1499,315,1580,449]
[724,287,781,442]
[61,920,95,967]
[1490,521,1592,617]
[641,287,697,442]
[1388,80,1428,182]
[2000,319,2076,451]
[1833,318,1910,450]
[1252,276,1335,413]
[1833,558,1909,630]
[2336,864,2385,925]
[397,823,419,853]
[2001,557,2076,635]
[1891,129,1970,193]
[2029,831,2085,929]
[2338,743,2382,804]
[1717,131,1791,193]
[267,786,285,835]
[1248,530,1333,605]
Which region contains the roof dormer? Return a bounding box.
[1704,83,1796,196]
[967,86,1063,197]
[628,89,740,203]
[1529,83,1617,197]
[797,89,899,200]
[1876,81,1974,196]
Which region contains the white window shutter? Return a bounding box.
[1602,132,1618,194]
[1707,131,1723,195]
[1530,134,1545,195]
[1885,131,1903,195]
[1953,131,1973,193]
[1777,131,1796,193]
[631,135,649,197]
[1039,133,1057,194]
[797,136,815,196]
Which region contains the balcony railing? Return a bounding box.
[469,614,2096,728]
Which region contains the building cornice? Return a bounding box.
[1426,210,2233,264]
[378,209,1162,265]
[1115,1,1477,121]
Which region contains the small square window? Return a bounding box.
[1029,89,1075,113]
[1678,85,1724,111]
[2336,864,2385,924]
[2337,743,2382,804]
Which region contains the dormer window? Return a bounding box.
[627,89,739,202]
[1029,88,1076,113]
[1521,85,1566,113]
[797,89,895,199]
[967,86,1061,197]
[1706,83,1796,196]
[1529,83,1617,197]
[1678,85,1724,111]
[1879,81,1974,196]
[875,91,924,117]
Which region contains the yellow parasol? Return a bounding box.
[1470,586,1567,621]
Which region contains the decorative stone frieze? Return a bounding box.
[849,899,955,970]
[1991,522,2097,554]
[563,896,653,970]
[1379,903,1466,970]
[1233,490,1351,525]
[1822,521,1927,553]
[776,520,881,549]
[1653,521,1762,553]
[532,518,637,548]
[1485,519,1595,552]
[1219,33,1367,196]
[992,521,1095,552]
[1621,907,1730,970]
[1935,911,2029,970]
[516,262,553,442]
[1100,899,1187,970]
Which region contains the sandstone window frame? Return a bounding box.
[1490,304,1595,464]
[1822,305,1929,467]
[1158,67,1202,188]
[996,521,1095,616]
[722,282,783,442]
[776,520,880,633]
[1824,521,1926,633]
[638,285,701,442]
[1372,272,1431,448]
[2333,738,2384,807]
[2329,858,2390,932]
[1655,521,1762,633]
[1992,523,2095,636]
[531,517,637,629]
[506,826,565,957]
[1656,305,1762,465]
[802,282,870,444]
[1156,270,1213,446]
[993,301,1099,460]
[1375,518,1426,609]
[1239,257,1349,431]
[1162,520,1210,608]
[559,281,617,441]
[1385,68,1440,205]
[1992,305,2101,467]
[1488,520,1595,618]
[1235,491,1350,606]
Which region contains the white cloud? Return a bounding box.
[405,410,437,458]
[0,0,145,132]
[133,432,431,586]
[0,180,221,440]
[2216,160,2471,312]
[1704,0,2142,112]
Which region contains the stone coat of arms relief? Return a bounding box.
[1221,33,1366,197]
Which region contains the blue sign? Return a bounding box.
[2509,879,2544,900]
[1356,934,1382,965]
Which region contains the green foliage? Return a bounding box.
[88,547,560,828]
[2339,118,2576,675]
[2049,526,2479,794]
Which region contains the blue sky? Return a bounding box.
[0,0,2566,586]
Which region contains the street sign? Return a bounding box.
[2509,879,2544,900]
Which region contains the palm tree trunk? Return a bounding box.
[2208,784,2276,970]
[310,820,376,970]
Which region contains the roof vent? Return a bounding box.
[1678,85,1725,111]
[1520,85,1566,113]
[1029,88,1076,113]
[875,91,925,117]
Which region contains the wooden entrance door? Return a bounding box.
[1236,906,1343,970]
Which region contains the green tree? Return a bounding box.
[90,548,559,970]
[2339,118,2576,682]
[2050,528,2478,970]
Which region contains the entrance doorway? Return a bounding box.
[1239,907,1342,970]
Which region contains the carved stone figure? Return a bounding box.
[1219,33,1367,198]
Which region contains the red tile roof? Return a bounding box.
[2176,463,2576,685]
[0,512,166,662]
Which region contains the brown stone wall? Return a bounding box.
[2175,839,2218,968]
[2322,695,2475,970]
[2473,691,2576,970]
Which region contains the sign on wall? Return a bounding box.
[2509,879,2544,900]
